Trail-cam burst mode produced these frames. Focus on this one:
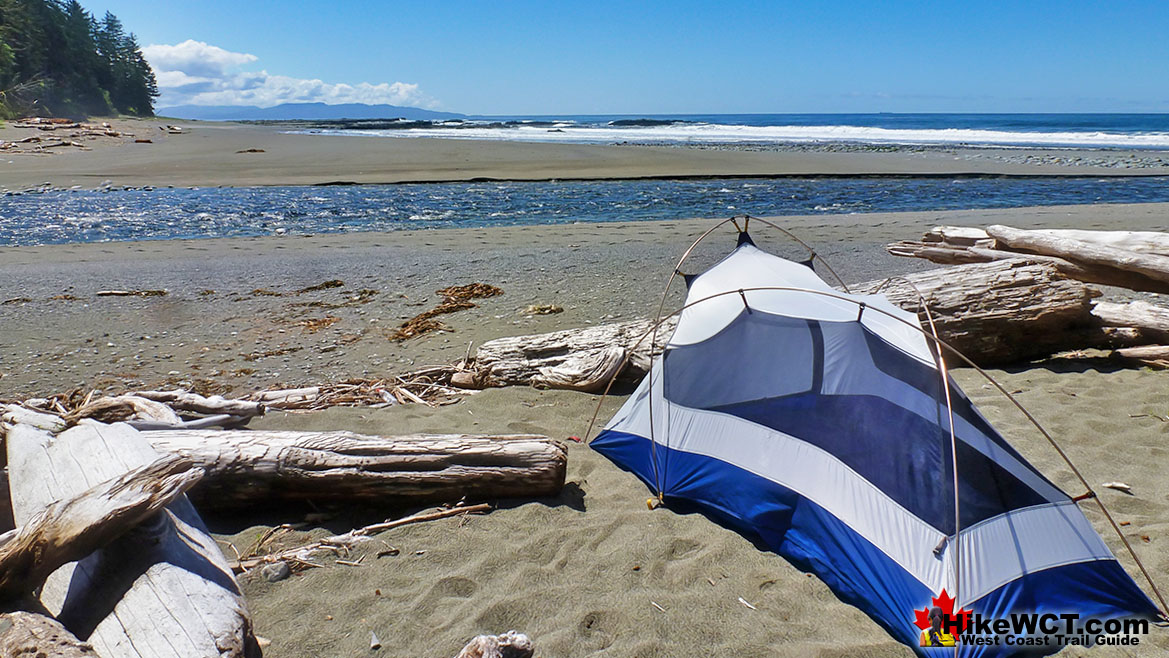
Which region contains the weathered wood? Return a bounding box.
[471,318,676,391]
[139,430,567,507]
[63,395,181,426]
[1091,300,1169,344]
[0,470,12,534]
[0,611,97,656]
[251,386,320,406]
[887,241,1169,294]
[232,503,493,572]
[2,404,66,434]
[7,421,259,658]
[921,225,996,247]
[0,454,202,604]
[987,224,1169,287]
[1027,229,1169,257]
[132,390,265,418]
[1111,345,1169,368]
[849,260,1101,365]
[923,226,1169,256]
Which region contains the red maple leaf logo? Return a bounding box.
[913,589,972,633]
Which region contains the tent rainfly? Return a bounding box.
[591,227,1163,657]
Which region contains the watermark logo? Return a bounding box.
[913,589,969,647]
[911,590,1149,649]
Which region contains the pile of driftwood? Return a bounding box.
[887,225,1169,366]
[437,226,1169,393]
[0,394,566,656]
[1,118,131,154]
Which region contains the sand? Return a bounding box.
[2,201,1168,655]
[3,117,1169,189]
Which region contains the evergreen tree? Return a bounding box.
[0,1,155,117]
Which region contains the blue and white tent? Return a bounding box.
[591,230,1161,656]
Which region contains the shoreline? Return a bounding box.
[3,201,1168,399]
[4,117,1169,189]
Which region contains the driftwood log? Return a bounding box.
[890,225,1169,294]
[1002,228,1169,257]
[1112,345,1169,368]
[63,395,181,425]
[464,260,1108,376]
[6,420,259,658]
[887,240,1169,294]
[0,454,202,603]
[133,390,265,418]
[465,318,676,391]
[0,611,97,656]
[850,260,1103,364]
[138,430,567,507]
[1091,300,1169,344]
[986,225,1169,288]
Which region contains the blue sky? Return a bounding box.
[94,0,1169,114]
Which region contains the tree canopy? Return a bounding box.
[0,0,157,118]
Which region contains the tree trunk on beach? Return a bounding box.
[6,420,260,658]
[465,260,1103,375]
[886,241,1169,294]
[0,454,203,604]
[1091,300,1169,344]
[138,429,568,508]
[466,318,675,391]
[849,259,1102,365]
[986,224,1169,287]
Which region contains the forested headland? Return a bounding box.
[0,0,156,118]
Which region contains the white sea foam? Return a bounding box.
[298,122,1169,149]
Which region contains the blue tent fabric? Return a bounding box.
[591,237,1159,656]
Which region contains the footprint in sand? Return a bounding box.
[430,576,477,599]
[665,538,702,561]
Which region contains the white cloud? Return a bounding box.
[142,39,434,108]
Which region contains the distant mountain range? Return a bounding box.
[157,102,465,121]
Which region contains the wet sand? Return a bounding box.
[2,204,1168,656]
[3,117,1169,190]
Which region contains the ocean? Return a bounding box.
[296,113,1169,149]
[5,114,1169,246]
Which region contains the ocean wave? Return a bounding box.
[606,118,694,127]
[297,121,1169,149]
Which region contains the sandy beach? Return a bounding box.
[4,117,1169,190]
[2,198,1168,656]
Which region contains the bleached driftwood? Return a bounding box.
[63,395,181,426]
[233,503,493,572]
[1,404,65,433]
[139,430,567,507]
[986,225,1169,287]
[455,631,534,658]
[6,421,259,658]
[133,390,265,418]
[887,241,1169,294]
[468,318,676,391]
[1025,229,1169,257]
[0,454,202,603]
[0,612,96,656]
[1091,300,1169,344]
[466,261,1102,373]
[251,386,320,405]
[924,226,1169,256]
[850,260,1104,365]
[1111,345,1169,368]
[921,225,997,247]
